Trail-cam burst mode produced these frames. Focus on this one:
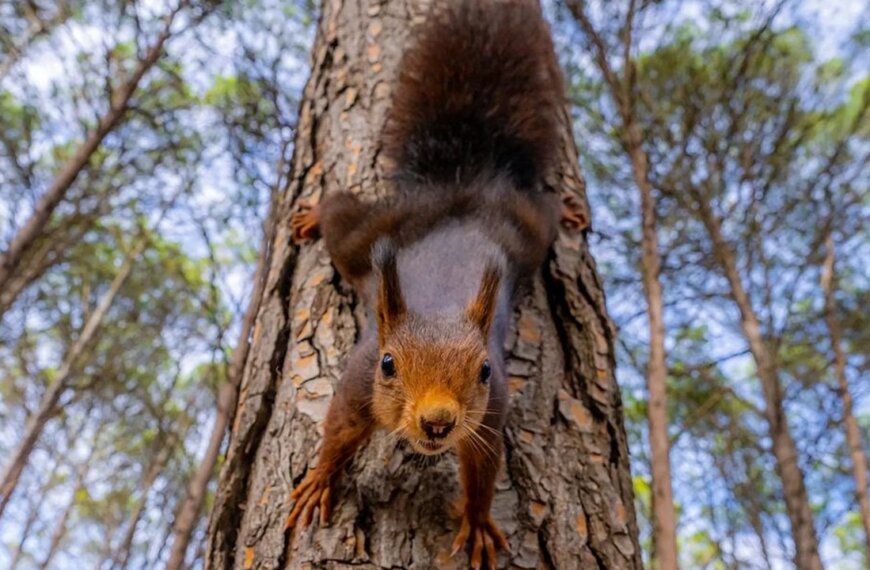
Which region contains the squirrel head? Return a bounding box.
[370,241,501,456]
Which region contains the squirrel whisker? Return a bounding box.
[459,421,499,462]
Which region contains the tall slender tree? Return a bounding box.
[166,200,276,570]
[821,234,870,565]
[0,0,213,319]
[0,235,147,518]
[39,424,101,570]
[110,444,174,570]
[624,9,868,567]
[566,2,679,568]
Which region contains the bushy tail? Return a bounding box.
[383,0,564,189]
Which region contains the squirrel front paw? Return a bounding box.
[290,203,321,244]
[285,467,333,530]
[451,512,509,570]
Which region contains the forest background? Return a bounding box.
[0,0,867,568]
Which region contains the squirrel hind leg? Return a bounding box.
[291,202,322,244]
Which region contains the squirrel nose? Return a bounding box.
[421,416,455,439]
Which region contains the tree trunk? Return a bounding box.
[565,3,678,567]
[110,443,173,570]
[0,2,186,318]
[166,205,276,570]
[205,1,641,569]
[821,235,870,565]
[39,448,95,570]
[8,455,68,569]
[8,493,42,569]
[0,239,144,518]
[628,132,678,570]
[0,183,114,316]
[745,493,773,570]
[692,196,822,570]
[0,232,59,316]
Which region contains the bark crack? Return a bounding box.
[537,527,557,570]
[208,250,298,570]
[542,255,606,421]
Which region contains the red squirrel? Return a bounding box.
[287,2,576,567]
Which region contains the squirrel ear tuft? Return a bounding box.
[372,239,406,344]
[466,261,502,338]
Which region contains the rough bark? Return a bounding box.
[566,2,679,568]
[821,235,870,565]
[691,196,822,570]
[0,1,187,318]
[166,206,277,570]
[205,1,640,569]
[0,239,145,518]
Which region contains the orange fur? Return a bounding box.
[371,314,490,455]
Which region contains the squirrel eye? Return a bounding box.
[479,360,491,385]
[381,353,396,378]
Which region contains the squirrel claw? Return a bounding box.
[285,468,333,530]
[451,514,508,569]
[560,193,588,232]
[290,203,321,244]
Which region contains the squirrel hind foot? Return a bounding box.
[291,203,322,244]
[560,193,588,232]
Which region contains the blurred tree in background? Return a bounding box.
[0,0,867,568]
[0,0,313,567]
[561,0,869,568]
